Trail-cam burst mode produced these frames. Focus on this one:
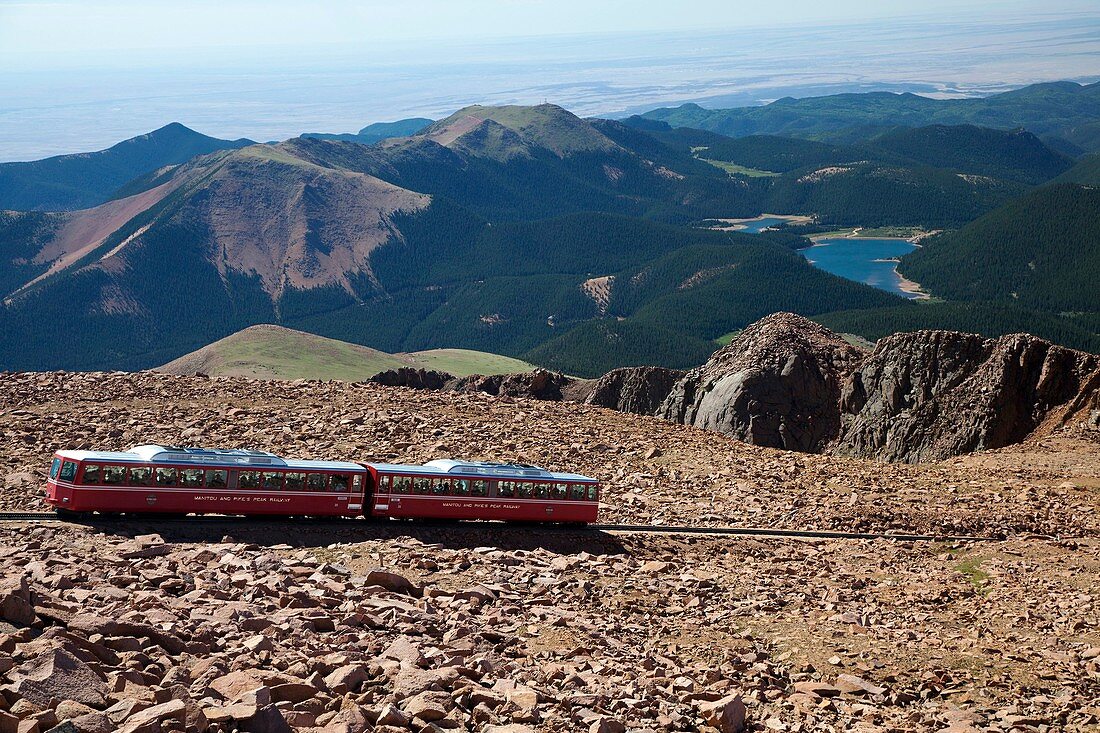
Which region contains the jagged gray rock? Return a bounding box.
[585,366,686,415]
[368,367,454,390]
[836,330,1099,462]
[659,313,865,452]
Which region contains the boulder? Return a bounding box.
[364,570,422,598]
[453,369,573,401]
[660,313,865,452]
[698,693,747,733]
[12,650,107,709]
[0,577,36,626]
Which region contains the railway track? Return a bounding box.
[0,511,1000,542]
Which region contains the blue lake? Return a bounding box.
[800,238,921,298]
[736,217,792,233]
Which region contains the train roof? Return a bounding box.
[54,445,363,472]
[52,447,597,481]
[369,459,597,482]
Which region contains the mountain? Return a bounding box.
[865,125,1074,185]
[0,123,253,211]
[898,183,1100,312]
[1,102,1093,374]
[156,324,533,380]
[641,81,1100,152]
[1053,152,1100,185]
[301,117,433,144]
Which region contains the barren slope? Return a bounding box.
[0,372,1098,732]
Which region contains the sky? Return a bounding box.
[1,0,1098,160]
[2,0,1096,66]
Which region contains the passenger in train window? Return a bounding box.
[331,474,350,492]
[570,483,586,500]
[262,472,283,490]
[393,476,411,494]
[453,479,470,496]
[518,482,534,499]
[307,473,327,491]
[535,482,550,499]
[59,461,77,481]
[155,467,178,486]
[82,464,101,485]
[206,470,228,488]
[130,467,153,486]
[239,471,261,489]
[414,477,431,494]
[285,472,305,491]
[498,481,515,498]
[588,485,599,501]
[181,469,204,487]
[471,480,488,497]
[103,466,127,485]
[432,478,449,495]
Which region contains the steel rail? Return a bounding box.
[0,512,1005,542]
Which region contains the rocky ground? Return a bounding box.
[1,371,1099,732]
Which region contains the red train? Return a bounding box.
[44,445,600,524]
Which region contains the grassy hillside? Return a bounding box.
[0,123,252,211]
[641,81,1100,152]
[899,184,1100,312]
[157,325,534,380]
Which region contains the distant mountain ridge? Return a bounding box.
[640,81,1100,153]
[0,123,253,211]
[301,118,433,145]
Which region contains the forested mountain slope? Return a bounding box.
[640,81,1100,151]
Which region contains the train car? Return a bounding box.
[43,445,600,523]
[45,445,368,516]
[367,459,600,524]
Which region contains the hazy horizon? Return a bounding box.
[1,2,1098,161]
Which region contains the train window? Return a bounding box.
[59,461,77,482]
[414,477,431,494]
[331,474,350,492]
[471,479,488,497]
[518,482,534,499]
[239,471,261,489]
[391,476,410,494]
[130,467,152,486]
[206,470,227,488]
[550,483,567,499]
[49,458,61,479]
[534,482,550,499]
[588,485,599,501]
[82,464,101,485]
[155,467,178,486]
[453,479,470,496]
[431,478,449,495]
[569,483,585,500]
[353,475,362,490]
[181,469,204,488]
[498,481,515,498]
[306,473,327,491]
[262,472,284,491]
[103,466,126,485]
[285,473,304,491]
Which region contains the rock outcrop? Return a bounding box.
[659,313,866,452]
[585,366,686,415]
[451,369,574,401]
[369,367,454,390]
[836,331,1099,462]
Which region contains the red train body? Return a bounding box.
[44,445,600,524]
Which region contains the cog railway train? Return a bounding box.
[44,445,600,524]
